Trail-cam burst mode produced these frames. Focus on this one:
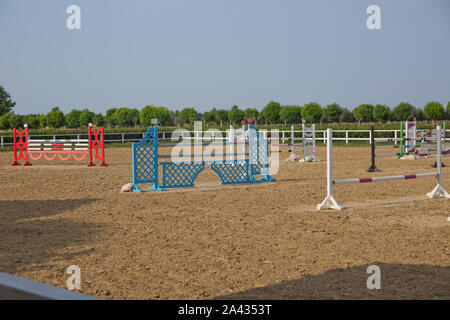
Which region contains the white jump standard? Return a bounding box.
[317,127,450,210]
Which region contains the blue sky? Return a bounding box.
[1,0,449,114]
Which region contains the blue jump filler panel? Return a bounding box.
[161,162,205,188]
[132,125,275,192]
[132,126,162,192]
[210,160,251,185]
[248,125,276,182]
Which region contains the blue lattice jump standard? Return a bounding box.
[132,125,275,192]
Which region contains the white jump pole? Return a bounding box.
[317,129,343,210]
[291,125,294,156]
[427,126,450,198]
[229,125,235,161]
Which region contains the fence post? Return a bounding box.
[291,126,294,154]
[1,136,3,147]
[394,130,397,145]
[345,131,348,144]
[122,133,125,143]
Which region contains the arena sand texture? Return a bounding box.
[0,145,449,299]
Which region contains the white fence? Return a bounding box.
[0,129,402,147]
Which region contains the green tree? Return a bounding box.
[105,108,118,127]
[373,104,391,123]
[113,107,139,127]
[228,105,244,125]
[279,105,301,124]
[173,110,182,127]
[0,86,16,116]
[353,104,374,124]
[323,103,342,123]
[261,101,281,124]
[202,108,216,125]
[37,114,46,128]
[8,114,24,129]
[424,101,445,125]
[393,102,415,121]
[140,105,156,126]
[244,108,259,124]
[414,108,425,121]
[79,109,95,127]
[446,102,450,120]
[23,114,41,128]
[179,107,199,125]
[92,113,104,127]
[445,101,450,120]
[154,106,172,126]
[65,109,81,128]
[0,113,12,129]
[340,108,355,123]
[46,107,65,128]
[301,102,323,123]
[215,109,229,126]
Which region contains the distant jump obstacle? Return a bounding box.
[11,124,107,167]
[367,121,450,172]
[269,121,318,162]
[132,125,275,192]
[318,126,450,210]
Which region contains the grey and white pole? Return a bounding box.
[317,128,343,210]
[427,126,450,198]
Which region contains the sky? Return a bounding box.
[0,0,449,115]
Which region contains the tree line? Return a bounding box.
[1,85,449,129]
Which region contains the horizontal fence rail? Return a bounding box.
[1,129,449,147]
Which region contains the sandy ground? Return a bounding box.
[0,145,449,299]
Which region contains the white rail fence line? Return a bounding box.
[0,272,98,300]
[0,129,403,147]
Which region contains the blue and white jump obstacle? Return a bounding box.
[132,125,275,192]
[318,126,450,210]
